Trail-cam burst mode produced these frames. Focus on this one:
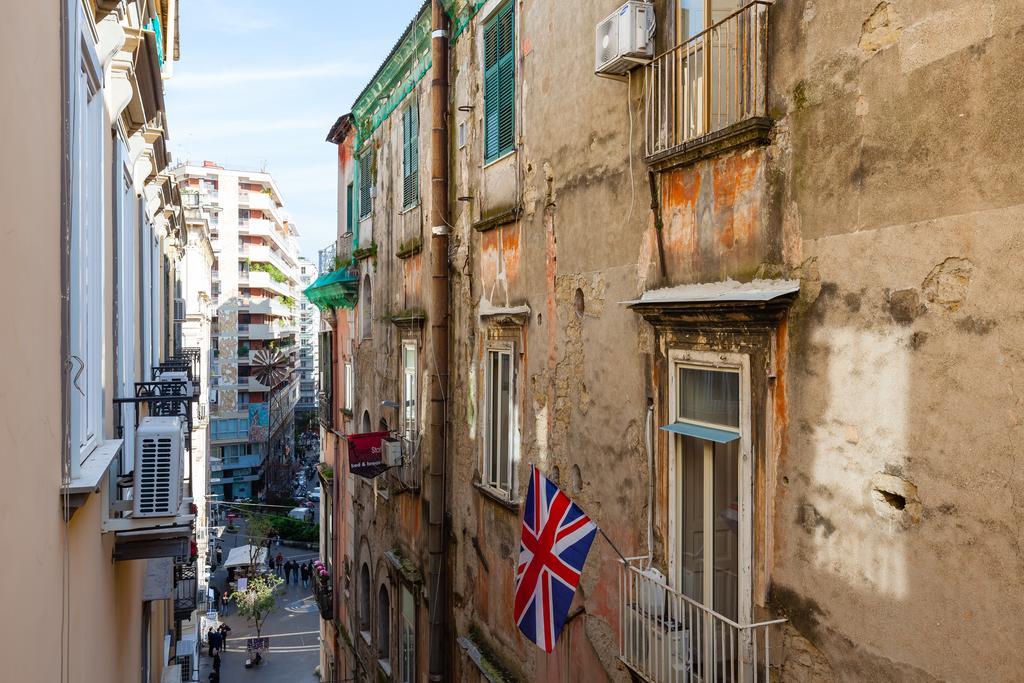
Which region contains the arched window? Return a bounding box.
[358,563,371,635]
[361,274,372,338]
[377,584,391,666]
[361,410,371,434]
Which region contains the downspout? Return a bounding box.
[427,2,450,681]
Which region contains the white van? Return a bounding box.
[288,507,311,522]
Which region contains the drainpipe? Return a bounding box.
[427,2,450,681]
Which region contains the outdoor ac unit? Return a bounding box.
[595,1,655,75]
[176,637,198,681]
[133,416,185,518]
[626,604,692,679]
[156,369,194,400]
[382,437,402,468]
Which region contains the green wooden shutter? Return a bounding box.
[346,183,354,234]
[484,3,514,163]
[403,104,419,208]
[358,151,372,218]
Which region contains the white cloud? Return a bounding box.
[168,61,375,90]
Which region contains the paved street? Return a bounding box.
[201,528,321,682]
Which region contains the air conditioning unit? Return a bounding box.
[176,637,198,681]
[156,369,194,400]
[382,437,402,468]
[133,416,185,518]
[595,1,656,76]
[626,603,692,679]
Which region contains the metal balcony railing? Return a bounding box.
[318,390,333,429]
[645,1,770,161]
[619,559,786,683]
[318,240,337,274]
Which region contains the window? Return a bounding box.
[398,585,415,683]
[402,103,419,208]
[68,5,105,471]
[483,2,515,162]
[401,342,417,445]
[358,151,373,219]
[114,141,138,472]
[361,275,372,339]
[358,564,371,637]
[377,585,391,671]
[482,344,516,497]
[667,351,750,625]
[345,362,354,411]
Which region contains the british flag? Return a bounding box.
[514,465,598,652]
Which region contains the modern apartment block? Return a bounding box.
[297,256,321,415]
[2,1,205,680]
[173,162,303,503]
[311,1,1024,682]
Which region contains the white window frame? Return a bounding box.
[401,341,418,447]
[667,348,752,627]
[114,138,138,470]
[344,361,354,412]
[398,584,415,683]
[68,2,105,473]
[481,342,518,499]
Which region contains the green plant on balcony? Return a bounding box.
[250,261,287,283]
[278,295,296,308]
[317,462,334,482]
[396,234,423,259]
[352,241,378,266]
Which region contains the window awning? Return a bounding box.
[304,267,360,311]
[661,422,740,444]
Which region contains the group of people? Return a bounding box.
[205,622,232,683]
[267,552,317,588]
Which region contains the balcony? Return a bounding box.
[619,559,785,683]
[645,1,770,165]
[173,562,198,621]
[318,390,333,429]
[240,218,295,264]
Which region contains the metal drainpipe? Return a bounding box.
[427,1,450,681]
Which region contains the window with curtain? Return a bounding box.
[483,344,516,497]
[483,3,515,162]
[402,103,419,208]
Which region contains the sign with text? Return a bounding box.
[347,431,390,479]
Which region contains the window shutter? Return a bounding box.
[358,152,372,218]
[484,4,515,163]
[402,104,419,208]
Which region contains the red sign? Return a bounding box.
[347,431,390,479]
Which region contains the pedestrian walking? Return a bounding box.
[275,552,285,578]
[300,561,310,589]
[268,554,276,574]
[286,559,296,585]
[206,627,215,657]
[209,629,222,656]
[212,651,221,673]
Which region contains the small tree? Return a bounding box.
[229,573,284,638]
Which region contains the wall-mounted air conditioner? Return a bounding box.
[176,637,198,681]
[382,437,402,468]
[133,416,185,518]
[155,369,194,401]
[595,1,656,76]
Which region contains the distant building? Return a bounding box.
[173,162,303,502]
[297,257,321,415]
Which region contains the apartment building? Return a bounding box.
[297,256,322,415]
[173,162,304,504]
[312,1,1024,682]
[1,1,205,681]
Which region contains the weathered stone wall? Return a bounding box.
[767,1,1024,680]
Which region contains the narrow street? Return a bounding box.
[202,527,321,683]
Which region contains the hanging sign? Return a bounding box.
[347,431,390,479]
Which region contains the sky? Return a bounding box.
[165,0,425,261]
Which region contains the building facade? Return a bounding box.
[1,1,204,681]
[172,163,304,504]
[297,256,322,415]
[312,1,1024,682]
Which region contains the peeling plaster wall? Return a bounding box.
[767,1,1024,680]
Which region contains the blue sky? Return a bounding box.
[166,0,425,260]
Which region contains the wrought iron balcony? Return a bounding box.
[174,561,198,621]
[645,1,771,163]
[318,390,333,429]
[312,562,334,621]
[619,558,786,682]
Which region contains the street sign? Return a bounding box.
[347,431,390,479]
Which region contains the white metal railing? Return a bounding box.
[645,1,770,160]
[620,559,785,683]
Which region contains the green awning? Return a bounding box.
[305,268,359,311]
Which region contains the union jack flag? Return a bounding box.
[515,465,598,652]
